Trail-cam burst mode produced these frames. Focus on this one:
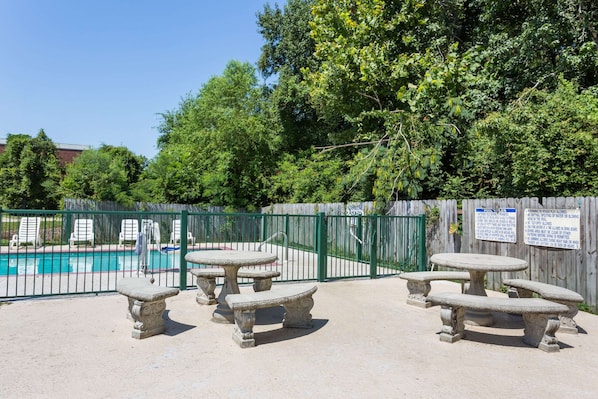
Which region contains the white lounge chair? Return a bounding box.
[119,219,139,247]
[69,219,95,247]
[169,219,195,246]
[10,217,42,247]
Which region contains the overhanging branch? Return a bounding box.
[315,139,391,153]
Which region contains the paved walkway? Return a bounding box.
[1,277,597,398]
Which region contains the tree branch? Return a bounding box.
[348,133,388,191]
[514,73,555,105]
[316,139,390,153]
[356,91,383,110]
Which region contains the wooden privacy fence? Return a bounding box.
[265,197,598,312]
[460,197,597,312]
[63,198,226,214]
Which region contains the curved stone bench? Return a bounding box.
[225,284,317,348]
[399,271,471,308]
[503,278,584,334]
[116,278,179,339]
[189,268,281,305]
[428,292,569,352]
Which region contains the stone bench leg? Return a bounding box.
[508,288,579,334]
[252,277,273,292]
[507,287,530,316]
[195,276,217,305]
[438,305,465,343]
[508,287,533,299]
[128,298,167,339]
[406,281,432,308]
[282,296,314,328]
[556,301,580,334]
[232,310,256,348]
[522,313,561,352]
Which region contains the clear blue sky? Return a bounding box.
[0,0,278,159]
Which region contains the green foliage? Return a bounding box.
[0,131,63,209]
[151,61,280,210]
[305,1,490,203]
[302,0,598,204]
[424,205,440,225]
[473,79,598,197]
[472,0,598,99]
[257,0,329,153]
[269,151,349,203]
[258,0,318,79]
[307,0,483,120]
[578,302,597,315]
[60,145,145,206]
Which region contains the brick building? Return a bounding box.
[0,139,90,166]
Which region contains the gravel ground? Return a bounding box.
[1,276,597,399]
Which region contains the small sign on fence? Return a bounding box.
[475,208,517,243]
[524,208,581,249]
[346,205,364,227]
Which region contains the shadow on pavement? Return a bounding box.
[253,318,328,346]
[163,310,196,336]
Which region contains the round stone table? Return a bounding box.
[430,253,528,326]
[185,250,278,323]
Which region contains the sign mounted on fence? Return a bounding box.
[524,208,581,250]
[346,205,364,227]
[475,208,517,243]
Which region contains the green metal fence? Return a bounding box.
[0,208,426,298]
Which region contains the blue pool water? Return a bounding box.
[0,250,183,276]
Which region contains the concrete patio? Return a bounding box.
[1,276,597,398]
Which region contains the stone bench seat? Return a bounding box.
[225,284,317,348]
[399,271,471,308]
[116,278,179,339]
[189,268,281,305]
[503,278,584,334]
[428,292,569,352]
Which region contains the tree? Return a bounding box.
[101,145,146,187]
[470,0,598,100]
[258,0,318,79]
[257,0,328,153]
[268,151,351,203]
[143,1,598,207]
[257,0,380,204]
[306,0,483,203]
[470,79,598,198]
[304,0,598,204]
[151,61,280,209]
[60,145,145,206]
[0,130,63,209]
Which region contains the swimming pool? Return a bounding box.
[0,250,183,276]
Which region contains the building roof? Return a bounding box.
[0,138,90,165]
[0,138,91,151]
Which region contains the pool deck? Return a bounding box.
[1,277,597,398]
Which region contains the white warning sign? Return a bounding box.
[524,209,580,250]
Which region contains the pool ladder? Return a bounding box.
[257,231,289,264]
